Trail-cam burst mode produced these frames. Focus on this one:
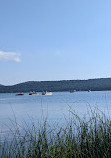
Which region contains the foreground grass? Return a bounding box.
[1,107,111,158]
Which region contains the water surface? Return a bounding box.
[0,91,111,137]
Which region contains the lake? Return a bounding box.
[0,91,111,138]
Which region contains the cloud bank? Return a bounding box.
[0,51,21,62]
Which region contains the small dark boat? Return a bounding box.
[70,90,76,93]
[16,93,24,96]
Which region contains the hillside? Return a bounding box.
[0,78,111,93]
[0,84,4,87]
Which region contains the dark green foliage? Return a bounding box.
[1,108,111,157]
[1,78,111,93]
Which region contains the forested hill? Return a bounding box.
[1,78,111,93]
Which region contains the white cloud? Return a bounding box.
[0,51,21,62]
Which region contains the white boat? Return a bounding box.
[29,91,37,95]
[42,91,52,95]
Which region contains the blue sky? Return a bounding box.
[0,0,111,85]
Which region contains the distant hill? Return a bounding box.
[0,84,4,88]
[1,78,111,93]
[0,84,4,87]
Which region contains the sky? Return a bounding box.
[0,0,111,85]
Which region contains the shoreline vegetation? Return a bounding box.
[1,78,111,93]
[1,107,111,157]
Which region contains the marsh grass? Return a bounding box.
[1,107,111,158]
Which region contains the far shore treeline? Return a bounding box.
[1,78,111,93]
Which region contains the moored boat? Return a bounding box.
[42,91,52,95]
[70,90,76,93]
[16,93,24,96]
[29,91,37,95]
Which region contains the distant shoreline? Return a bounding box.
[1,78,111,93]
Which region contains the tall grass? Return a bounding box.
[1,107,111,158]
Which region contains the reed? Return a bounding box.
[0,107,111,158]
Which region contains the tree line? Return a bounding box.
[0,78,111,93]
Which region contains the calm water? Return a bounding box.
[0,91,111,137]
